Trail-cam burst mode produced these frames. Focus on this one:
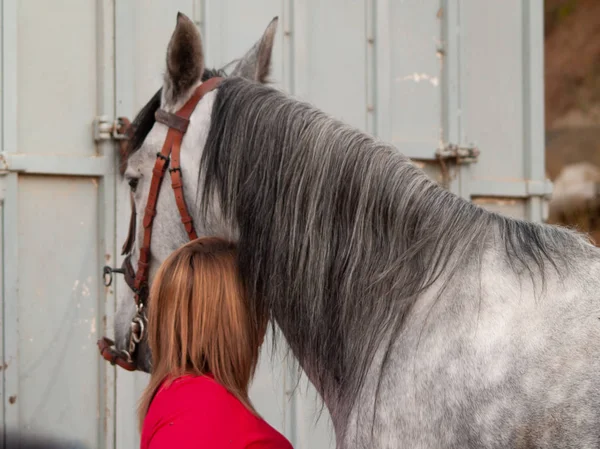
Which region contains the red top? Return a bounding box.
[140,374,293,449]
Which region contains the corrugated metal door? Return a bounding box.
[459,0,550,221]
[374,0,550,221]
[1,1,547,448]
[1,1,116,448]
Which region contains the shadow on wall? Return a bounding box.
[3,432,88,449]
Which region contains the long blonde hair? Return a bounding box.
[138,237,266,428]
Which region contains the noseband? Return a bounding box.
[98,77,223,371]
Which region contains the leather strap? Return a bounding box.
[121,194,137,256]
[121,255,137,294]
[133,77,223,306]
[170,134,198,239]
[98,337,136,371]
[133,133,172,302]
[155,109,189,133]
[98,77,223,372]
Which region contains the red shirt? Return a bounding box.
[140,374,293,449]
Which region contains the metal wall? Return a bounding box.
[0,1,547,448]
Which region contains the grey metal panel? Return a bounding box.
[1,0,116,447]
[203,0,284,87]
[0,0,3,150]
[17,1,98,156]
[129,0,195,109]
[289,379,336,449]
[386,0,443,158]
[1,173,18,440]
[440,0,469,199]
[521,0,547,222]
[2,0,20,441]
[441,0,460,151]
[247,330,289,434]
[292,0,367,131]
[0,189,4,429]
[2,0,16,155]
[96,1,117,448]
[454,0,548,220]
[461,0,525,183]
[17,176,99,445]
[0,153,111,176]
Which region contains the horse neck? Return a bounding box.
[200,77,492,427]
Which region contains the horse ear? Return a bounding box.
[164,12,205,104]
[231,17,278,83]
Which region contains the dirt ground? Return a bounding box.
[544,0,600,241]
[545,0,600,133]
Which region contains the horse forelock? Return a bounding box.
[197,76,593,431]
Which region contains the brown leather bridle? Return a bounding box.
[98,77,223,371]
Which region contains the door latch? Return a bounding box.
[93,116,131,142]
[435,144,480,164]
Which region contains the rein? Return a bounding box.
[98,77,223,371]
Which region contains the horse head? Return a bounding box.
[107,13,278,372]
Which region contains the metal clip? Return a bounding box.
[131,315,146,344]
[102,265,125,287]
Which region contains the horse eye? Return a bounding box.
[128,178,139,191]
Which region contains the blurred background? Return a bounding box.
[1,1,599,448]
[544,0,600,243]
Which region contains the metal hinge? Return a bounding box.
[0,153,8,174]
[93,116,131,142]
[435,144,480,164]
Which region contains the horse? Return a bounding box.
[104,12,600,448]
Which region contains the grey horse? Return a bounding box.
[113,13,600,449]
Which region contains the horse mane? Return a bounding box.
[198,76,593,426]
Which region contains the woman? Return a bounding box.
[139,237,292,449]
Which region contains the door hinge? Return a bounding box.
[0,153,8,175]
[435,144,480,164]
[93,116,131,142]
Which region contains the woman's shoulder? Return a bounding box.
[243,423,294,449]
[167,375,293,446]
[240,408,293,449]
[145,375,293,448]
[143,375,243,439]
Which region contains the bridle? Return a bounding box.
[97,77,223,371]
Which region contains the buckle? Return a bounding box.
[156,152,170,162]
